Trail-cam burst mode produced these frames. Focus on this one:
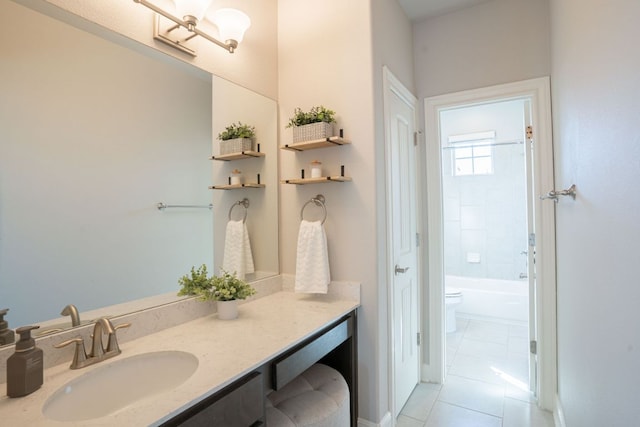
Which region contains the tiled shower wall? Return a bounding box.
[440,100,528,281]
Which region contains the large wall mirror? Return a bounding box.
[0,1,279,342]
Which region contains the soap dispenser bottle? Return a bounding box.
[7,325,43,398]
[0,309,15,345]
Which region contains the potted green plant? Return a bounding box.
[177,264,212,297]
[217,122,256,155]
[178,266,256,320]
[286,106,336,143]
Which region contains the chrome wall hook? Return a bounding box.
[540,184,577,202]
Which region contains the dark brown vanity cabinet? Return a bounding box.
[271,311,358,426]
[161,371,265,426]
[159,309,357,427]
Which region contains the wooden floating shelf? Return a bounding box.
[280,137,351,152]
[209,183,266,190]
[210,151,265,161]
[280,176,352,185]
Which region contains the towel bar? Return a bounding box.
[157,202,213,210]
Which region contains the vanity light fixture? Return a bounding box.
[133,0,251,56]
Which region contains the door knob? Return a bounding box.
[395,265,410,275]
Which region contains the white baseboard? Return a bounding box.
[358,411,392,427]
[554,394,567,427]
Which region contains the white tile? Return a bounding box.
[502,355,530,384]
[461,205,485,229]
[396,414,425,427]
[446,345,458,367]
[464,320,509,344]
[414,316,544,427]
[508,324,529,338]
[438,375,505,417]
[508,336,530,356]
[448,353,508,385]
[456,317,470,331]
[504,383,535,403]
[425,401,502,427]
[400,383,441,421]
[457,337,508,359]
[447,329,466,349]
[465,319,509,344]
[502,397,555,427]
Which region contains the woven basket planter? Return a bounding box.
[220,138,254,155]
[292,122,334,143]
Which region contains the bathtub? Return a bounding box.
[446,275,529,322]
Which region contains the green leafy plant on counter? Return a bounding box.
[206,270,256,301]
[178,266,256,302]
[177,264,211,297]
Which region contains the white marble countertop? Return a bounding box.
[0,291,359,426]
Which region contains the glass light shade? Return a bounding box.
[173,0,213,22]
[209,8,251,43]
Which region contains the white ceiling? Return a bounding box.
[397,0,493,22]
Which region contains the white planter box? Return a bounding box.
[220,138,254,155]
[292,122,334,143]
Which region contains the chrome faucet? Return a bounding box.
[55,317,131,369]
[60,304,81,327]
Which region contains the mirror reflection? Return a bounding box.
[0,1,278,341]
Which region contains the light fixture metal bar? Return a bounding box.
[134,0,237,53]
[153,14,197,56]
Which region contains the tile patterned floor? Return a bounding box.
[398,317,555,427]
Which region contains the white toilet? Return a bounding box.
[445,287,463,333]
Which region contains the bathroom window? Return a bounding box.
[449,131,495,176]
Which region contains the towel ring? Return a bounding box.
[300,194,327,225]
[228,198,249,223]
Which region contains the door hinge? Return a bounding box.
[528,233,536,247]
[416,232,420,247]
[413,131,418,146]
[417,332,421,346]
[530,340,537,355]
[526,125,533,141]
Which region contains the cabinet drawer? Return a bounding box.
[175,372,264,427]
[272,317,351,390]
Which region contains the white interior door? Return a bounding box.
[523,100,538,393]
[383,67,419,418]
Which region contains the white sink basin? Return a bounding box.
[42,351,198,422]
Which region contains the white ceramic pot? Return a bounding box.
[217,300,238,320]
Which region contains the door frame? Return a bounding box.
[422,77,557,410]
[383,66,420,421]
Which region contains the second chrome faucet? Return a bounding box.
[55,317,131,369]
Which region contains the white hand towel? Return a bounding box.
[295,220,330,294]
[222,220,255,279]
